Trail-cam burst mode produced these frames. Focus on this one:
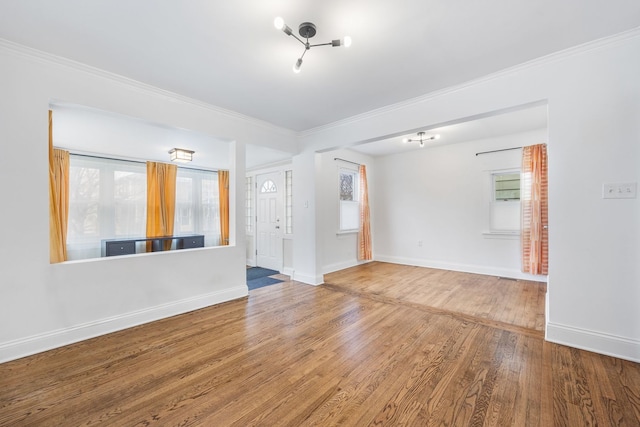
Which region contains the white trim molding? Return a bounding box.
[282,267,296,278]
[375,255,547,282]
[323,259,373,275]
[0,286,247,364]
[546,322,640,363]
[0,38,296,139]
[293,272,324,286]
[298,27,640,139]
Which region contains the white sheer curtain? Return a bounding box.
[67,155,147,260]
[174,168,221,247]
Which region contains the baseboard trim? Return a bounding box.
[375,255,547,282]
[546,322,640,363]
[0,286,248,364]
[293,272,324,286]
[322,259,373,275]
[282,267,295,278]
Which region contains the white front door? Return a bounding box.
[256,172,283,271]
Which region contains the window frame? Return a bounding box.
[284,170,293,235]
[66,154,222,260]
[245,176,253,234]
[487,168,522,236]
[493,171,521,202]
[174,167,221,247]
[338,168,360,232]
[67,154,148,259]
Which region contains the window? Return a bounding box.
[494,172,520,201]
[285,170,293,234]
[246,176,253,233]
[490,170,521,232]
[174,168,220,247]
[67,154,221,260]
[67,155,147,260]
[260,179,277,193]
[339,169,359,231]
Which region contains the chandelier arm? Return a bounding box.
[289,33,307,46]
[299,46,309,60]
[308,42,333,48]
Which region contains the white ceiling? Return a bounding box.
[52,101,548,169]
[52,104,232,170]
[350,104,548,157]
[1,0,639,133]
[52,104,294,170]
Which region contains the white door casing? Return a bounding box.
[256,172,283,271]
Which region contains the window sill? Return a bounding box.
[482,231,520,240]
[337,230,358,236]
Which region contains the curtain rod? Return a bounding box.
[475,146,522,156]
[68,152,218,173]
[334,157,360,166]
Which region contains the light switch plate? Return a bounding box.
[602,182,637,199]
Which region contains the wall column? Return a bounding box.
[292,151,324,285]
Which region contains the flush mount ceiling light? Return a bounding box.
[402,132,441,148]
[169,148,194,163]
[274,17,351,73]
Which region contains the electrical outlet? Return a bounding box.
[602,182,637,199]
[418,240,423,247]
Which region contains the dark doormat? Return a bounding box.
[246,267,279,281]
[246,267,282,290]
[247,276,283,290]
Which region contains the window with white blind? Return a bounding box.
[490,170,521,232]
[67,154,221,260]
[174,168,221,247]
[67,155,147,260]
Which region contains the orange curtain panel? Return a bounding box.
[146,161,177,251]
[358,165,372,260]
[521,144,548,275]
[218,170,230,246]
[49,110,70,263]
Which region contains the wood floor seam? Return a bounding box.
[321,281,545,340]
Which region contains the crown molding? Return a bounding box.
[0,38,296,138]
[2,24,638,142]
[298,26,640,139]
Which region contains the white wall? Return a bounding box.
[317,149,375,274]
[291,151,323,285]
[373,129,546,280]
[0,41,297,363]
[297,30,640,362]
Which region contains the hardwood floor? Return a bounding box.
[1,262,639,426]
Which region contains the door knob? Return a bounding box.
[275,226,280,229]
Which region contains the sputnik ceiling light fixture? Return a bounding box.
[274,17,351,73]
[402,132,441,148]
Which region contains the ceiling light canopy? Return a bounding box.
[274,17,351,73]
[169,148,194,163]
[402,132,440,148]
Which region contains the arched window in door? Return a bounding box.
[260,179,277,193]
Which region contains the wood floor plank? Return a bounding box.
[0,262,638,426]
